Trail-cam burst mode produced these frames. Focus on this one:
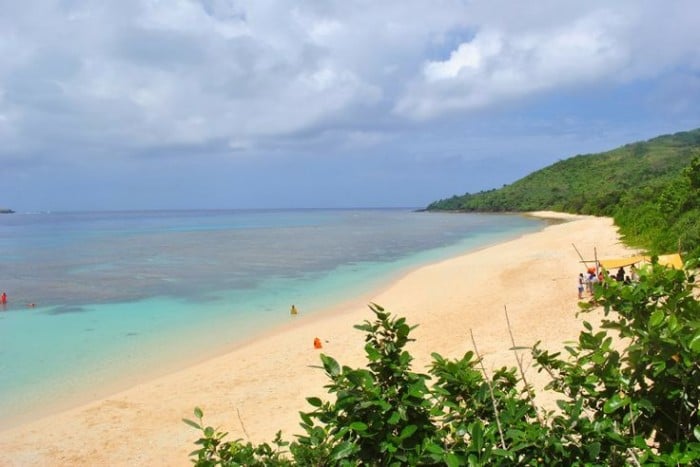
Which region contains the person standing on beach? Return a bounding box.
[578,274,584,299]
[631,264,639,282]
[616,267,625,282]
[1,291,6,305]
[587,269,596,294]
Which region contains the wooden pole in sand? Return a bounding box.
[594,246,599,275]
[572,243,591,267]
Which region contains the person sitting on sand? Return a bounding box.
[290,304,298,315]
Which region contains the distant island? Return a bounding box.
[0,208,15,214]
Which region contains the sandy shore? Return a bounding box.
[0,212,637,466]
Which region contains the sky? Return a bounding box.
[2,0,700,211]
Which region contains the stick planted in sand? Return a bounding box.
[503,305,542,425]
[469,329,506,450]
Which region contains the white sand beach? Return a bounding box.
[0,213,638,466]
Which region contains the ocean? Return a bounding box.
[0,209,544,427]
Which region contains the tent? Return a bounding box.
[596,253,683,270]
[656,253,684,269]
[597,255,646,269]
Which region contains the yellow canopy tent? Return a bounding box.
[657,253,684,269]
[598,255,646,269]
[596,253,683,270]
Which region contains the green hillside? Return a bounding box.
[427,128,700,256]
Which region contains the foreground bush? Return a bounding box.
[186,260,700,465]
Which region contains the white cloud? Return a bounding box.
[396,10,627,119]
[137,0,249,39]
[0,0,699,166]
[424,31,503,81]
[396,2,700,119]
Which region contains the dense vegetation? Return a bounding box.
[427,128,700,257]
[186,261,699,465]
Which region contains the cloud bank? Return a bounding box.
[1,1,699,209]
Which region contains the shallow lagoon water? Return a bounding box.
[0,209,543,427]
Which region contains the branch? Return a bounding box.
[470,329,507,450]
[236,408,251,441]
[504,305,543,425]
[626,448,641,467]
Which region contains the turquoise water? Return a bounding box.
[0,209,544,427]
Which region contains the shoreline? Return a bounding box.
[0,213,542,431]
[0,212,637,466]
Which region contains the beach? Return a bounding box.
[0,212,637,466]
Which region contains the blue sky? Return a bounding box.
[2,0,700,211]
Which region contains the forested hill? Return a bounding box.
[427,128,700,256]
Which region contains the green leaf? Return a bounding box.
[408,381,426,398]
[470,422,483,452]
[365,343,381,361]
[649,309,665,328]
[354,323,373,332]
[667,313,679,332]
[388,411,401,425]
[194,407,203,419]
[604,393,629,414]
[445,453,461,467]
[509,345,531,351]
[349,421,368,432]
[586,441,601,459]
[299,411,313,427]
[652,360,667,376]
[320,354,340,376]
[425,442,444,454]
[306,397,323,407]
[330,441,356,461]
[399,424,417,440]
[694,425,700,442]
[689,331,700,353]
[346,371,365,386]
[182,418,201,430]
